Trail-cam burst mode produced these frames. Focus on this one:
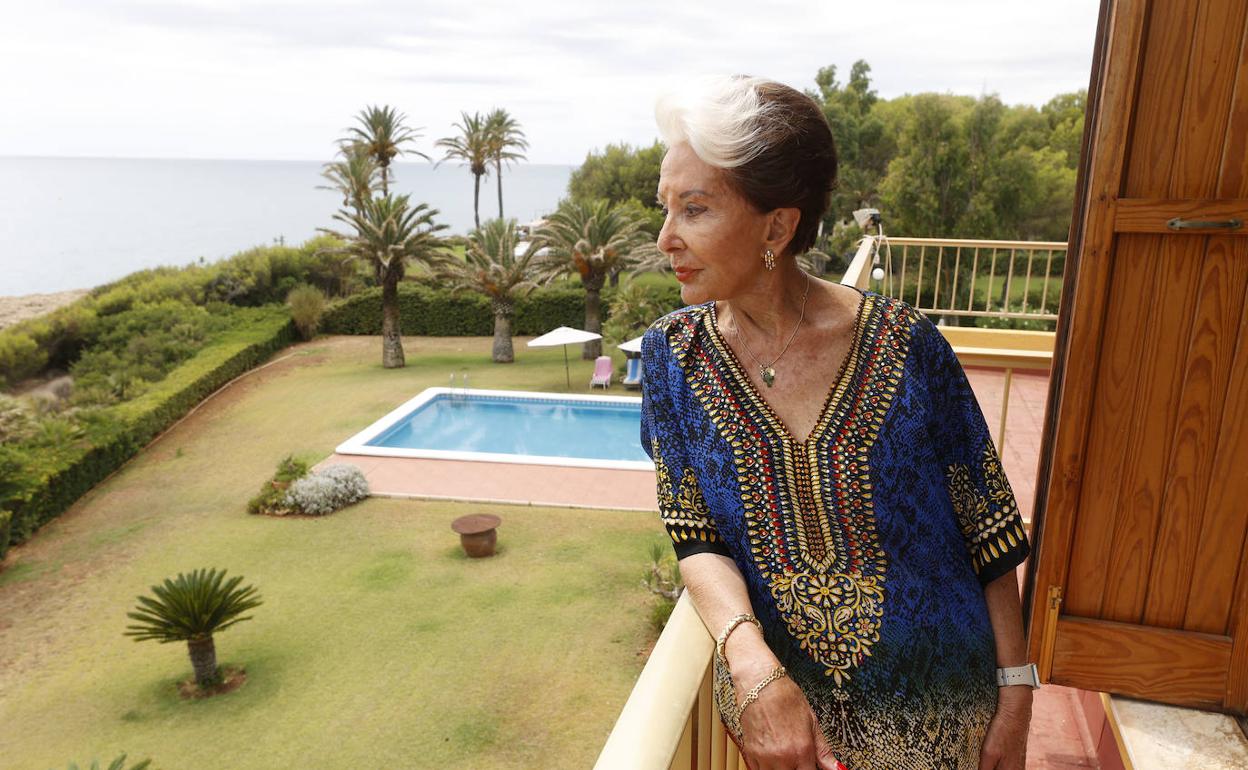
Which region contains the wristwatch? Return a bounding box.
[995,663,1041,689]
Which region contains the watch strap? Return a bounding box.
[995,663,1041,689]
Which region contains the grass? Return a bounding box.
[0,334,665,769]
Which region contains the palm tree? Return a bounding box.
[434,219,544,363]
[436,112,491,229]
[124,568,262,688]
[342,105,428,195]
[320,194,446,368]
[318,149,380,211]
[484,108,528,219]
[538,200,649,359]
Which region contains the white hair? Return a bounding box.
[654,75,779,169]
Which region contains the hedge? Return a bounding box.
[321,283,596,337]
[1,308,296,553]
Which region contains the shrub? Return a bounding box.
[0,394,37,443]
[642,541,683,633]
[287,284,327,340]
[2,309,296,548]
[0,331,47,387]
[0,510,11,562]
[601,281,682,346]
[283,464,369,515]
[649,595,677,634]
[70,301,227,406]
[247,455,311,515]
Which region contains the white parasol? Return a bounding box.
[617,335,644,354]
[527,326,604,388]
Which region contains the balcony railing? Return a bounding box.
[853,236,1067,323]
[595,237,1064,770]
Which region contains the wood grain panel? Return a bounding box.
[1026,0,1150,659]
[1229,497,1248,710]
[1146,238,1248,627]
[1100,236,1199,623]
[1120,0,1199,197]
[1064,234,1157,617]
[1217,4,1248,197]
[1023,0,1123,648]
[1051,616,1231,709]
[1170,0,1248,198]
[1184,238,1248,635]
[1114,198,1248,233]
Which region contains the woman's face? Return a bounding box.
[655,142,772,305]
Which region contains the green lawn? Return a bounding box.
[0,335,663,769]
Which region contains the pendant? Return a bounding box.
[761,366,776,387]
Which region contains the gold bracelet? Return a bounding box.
[716,614,762,662]
[735,665,788,721]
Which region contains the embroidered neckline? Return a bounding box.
[704,286,873,446]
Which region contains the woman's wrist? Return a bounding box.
[724,623,778,681]
[997,685,1034,713]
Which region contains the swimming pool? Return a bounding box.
[335,388,652,470]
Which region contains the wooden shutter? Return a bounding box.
[1025,0,1248,714]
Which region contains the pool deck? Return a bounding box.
[316,453,659,510]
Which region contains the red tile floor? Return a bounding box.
[327,366,1106,767]
[966,367,1104,769]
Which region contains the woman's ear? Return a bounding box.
[764,207,802,256]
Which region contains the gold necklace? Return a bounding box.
[731,274,811,388]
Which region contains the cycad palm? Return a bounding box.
[436,218,544,363]
[320,194,446,368]
[61,754,152,770]
[484,108,528,219]
[538,200,648,359]
[124,568,262,688]
[436,112,491,229]
[343,105,428,195]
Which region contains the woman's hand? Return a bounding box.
[735,666,845,770]
[978,686,1032,770]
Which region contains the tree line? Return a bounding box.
[566,60,1085,258]
[323,63,1086,368]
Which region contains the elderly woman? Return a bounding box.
[640,76,1035,770]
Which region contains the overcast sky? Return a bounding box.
[0,0,1101,165]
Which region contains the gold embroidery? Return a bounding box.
[945,445,1026,574]
[653,437,720,544]
[673,296,915,681]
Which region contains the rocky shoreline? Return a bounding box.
[0,290,90,331]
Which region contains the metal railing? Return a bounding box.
[594,237,1063,769]
[862,237,1067,323]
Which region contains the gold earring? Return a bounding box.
[763,248,776,271]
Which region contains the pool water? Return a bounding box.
[338,389,650,468]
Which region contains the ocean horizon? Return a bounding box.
[0,156,573,296]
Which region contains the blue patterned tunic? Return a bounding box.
[639,287,1031,770]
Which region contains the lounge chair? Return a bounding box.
[622,357,643,390]
[590,355,613,389]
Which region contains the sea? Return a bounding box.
[0,156,573,296]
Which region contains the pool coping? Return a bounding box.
[334,387,654,472]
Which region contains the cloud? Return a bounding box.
[1,0,1100,163]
